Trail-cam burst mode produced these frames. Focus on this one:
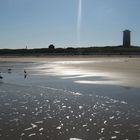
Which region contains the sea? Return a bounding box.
[0,60,140,140]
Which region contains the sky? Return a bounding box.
[0,0,140,49]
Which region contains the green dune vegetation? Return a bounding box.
[0,45,140,56]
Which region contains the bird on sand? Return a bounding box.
[24,70,27,74]
[0,72,3,79]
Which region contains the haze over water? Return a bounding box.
[0,59,140,140]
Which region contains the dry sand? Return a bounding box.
[0,56,140,88]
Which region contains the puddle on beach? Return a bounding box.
[0,60,140,140]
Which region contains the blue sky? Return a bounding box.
[0,0,140,49]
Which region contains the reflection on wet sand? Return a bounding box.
[0,59,140,140]
[0,84,140,140]
[24,74,27,79]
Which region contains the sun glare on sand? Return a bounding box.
[34,60,122,86]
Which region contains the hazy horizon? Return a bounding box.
[0,0,140,49]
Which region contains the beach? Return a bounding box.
[0,56,140,140]
[1,56,140,87]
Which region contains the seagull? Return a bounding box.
[0,72,3,79]
[24,70,27,74]
[24,70,27,79]
[8,68,12,73]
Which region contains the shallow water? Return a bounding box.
[0,61,140,140]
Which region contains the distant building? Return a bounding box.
[123,29,131,47]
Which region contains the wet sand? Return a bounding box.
[1,56,140,87]
[0,56,140,140]
[61,56,140,88]
[0,83,140,140]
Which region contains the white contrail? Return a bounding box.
[77,0,82,46]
